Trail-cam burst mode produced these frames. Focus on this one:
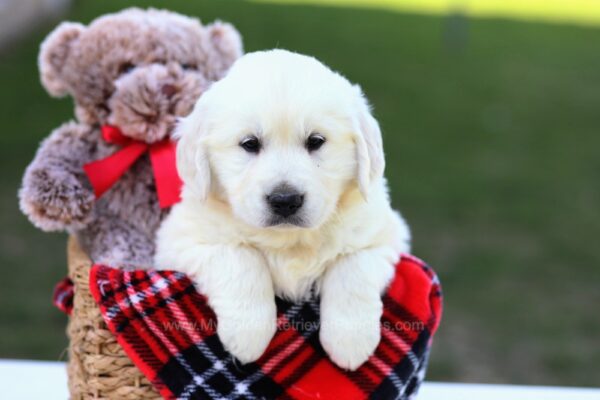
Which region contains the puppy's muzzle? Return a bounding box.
[267,186,304,218]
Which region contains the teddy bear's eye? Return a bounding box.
[119,62,135,74]
[182,64,197,71]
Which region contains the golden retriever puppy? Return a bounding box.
[155,49,411,370]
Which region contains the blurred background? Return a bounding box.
[1,0,599,387]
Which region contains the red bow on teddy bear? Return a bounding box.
[83,125,183,208]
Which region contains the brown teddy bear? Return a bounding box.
[19,8,243,267]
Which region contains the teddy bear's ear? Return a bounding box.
[207,21,244,69]
[39,22,85,97]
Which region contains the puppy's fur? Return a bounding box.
[155,50,410,370]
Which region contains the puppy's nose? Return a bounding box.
[161,84,177,98]
[267,189,304,217]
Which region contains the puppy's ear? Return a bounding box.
[39,22,85,97]
[174,113,211,200]
[353,85,385,199]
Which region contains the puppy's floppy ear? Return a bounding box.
[353,85,385,199]
[174,112,211,200]
[39,22,85,97]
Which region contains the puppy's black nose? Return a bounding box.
[267,189,304,217]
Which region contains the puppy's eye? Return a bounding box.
[119,62,135,74]
[240,136,261,153]
[306,133,326,152]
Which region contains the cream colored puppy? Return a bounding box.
[155,49,410,370]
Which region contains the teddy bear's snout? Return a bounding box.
[106,64,205,143]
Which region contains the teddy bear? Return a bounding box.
[19,8,243,268]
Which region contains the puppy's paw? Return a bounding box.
[320,298,382,370]
[216,299,277,364]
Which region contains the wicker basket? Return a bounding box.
[66,236,160,399]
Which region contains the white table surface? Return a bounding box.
[1,359,599,399]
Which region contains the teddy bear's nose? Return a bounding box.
[161,84,178,98]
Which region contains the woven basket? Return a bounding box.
[66,236,160,399]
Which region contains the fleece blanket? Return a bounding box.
[55,254,442,400]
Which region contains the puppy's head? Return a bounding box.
[176,49,384,229]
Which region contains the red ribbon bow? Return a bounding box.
[83,125,182,209]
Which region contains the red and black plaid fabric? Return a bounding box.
[84,254,441,400]
[53,277,74,315]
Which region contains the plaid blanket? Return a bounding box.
[53,276,74,315]
[59,254,441,400]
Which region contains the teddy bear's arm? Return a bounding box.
[19,121,97,232]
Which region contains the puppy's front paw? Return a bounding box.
[216,299,277,364]
[320,298,382,370]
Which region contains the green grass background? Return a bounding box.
[1,0,599,386]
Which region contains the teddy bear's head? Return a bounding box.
[39,8,242,142]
